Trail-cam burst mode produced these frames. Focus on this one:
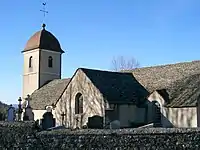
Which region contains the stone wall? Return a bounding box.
[1,121,200,149]
[0,121,40,149]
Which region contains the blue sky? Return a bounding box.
[0,0,200,104]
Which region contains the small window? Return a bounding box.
[48,56,53,68]
[75,93,83,114]
[29,56,33,68]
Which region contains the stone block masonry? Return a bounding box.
[0,121,200,149]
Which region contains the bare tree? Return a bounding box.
[111,56,139,72]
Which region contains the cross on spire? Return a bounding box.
[40,2,48,28]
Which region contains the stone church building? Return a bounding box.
[22,24,200,128]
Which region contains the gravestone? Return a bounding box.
[23,95,34,121]
[7,105,15,122]
[105,109,118,128]
[0,112,6,121]
[110,120,120,129]
[41,112,55,130]
[23,108,34,121]
[87,115,103,129]
[23,115,29,121]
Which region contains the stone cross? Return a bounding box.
[25,94,31,108]
[23,95,34,121]
[46,106,52,113]
[61,112,66,126]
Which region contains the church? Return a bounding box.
[21,24,200,128]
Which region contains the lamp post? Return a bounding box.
[18,97,23,121]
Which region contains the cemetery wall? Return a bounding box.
[0,121,40,149]
[0,121,200,149]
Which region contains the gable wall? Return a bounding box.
[148,91,197,127]
[54,69,105,128]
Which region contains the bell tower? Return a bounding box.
[22,24,64,101]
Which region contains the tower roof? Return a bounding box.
[22,24,64,53]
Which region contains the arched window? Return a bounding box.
[29,56,33,68]
[48,56,53,68]
[75,93,83,114]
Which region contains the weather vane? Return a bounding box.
[40,1,48,27]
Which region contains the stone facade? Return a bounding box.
[39,49,62,87]
[22,48,62,102]
[32,88,199,128]
[53,69,147,128]
[165,107,197,127]
[54,69,105,128]
[148,91,198,127]
[22,49,40,101]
